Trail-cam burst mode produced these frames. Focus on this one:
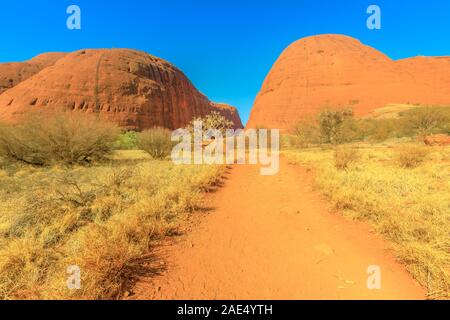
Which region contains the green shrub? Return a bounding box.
[137,128,174,160]
[334,147,361,170]
[336,118,366,143]
[317,108,354,144]
[0,112,119,166]
[396,145,429,169]
[115,131,138,150]
[403,107,450,139]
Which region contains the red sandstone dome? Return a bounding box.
[0,52,66,94]
[247,34,450,130]
[0,49,242,130]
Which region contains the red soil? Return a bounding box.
[131,158,425,300]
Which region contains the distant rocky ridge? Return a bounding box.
[247,34,450,130]
[0,49,243,130]
[210,102,243,129]
[0,53,67,94]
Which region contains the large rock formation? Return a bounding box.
[210,102,244,129]
[0,52,66,94]
[0,49,242,130]
[247,34,450,130]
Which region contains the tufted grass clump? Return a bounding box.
[334,147,361,170]
[396,145,429,169]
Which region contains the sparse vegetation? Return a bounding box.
[291,116,321,147]
[0,113,226,299]
[317,108,355,144]
[137,128,174,160]
[396,145,429,169]
[334,147,360,170]
[404,107,450,139]
[291,106,450,147]
[0,152,225,299]
[286,106,450,298]
[291,108,364,146]
[284,144,450,298]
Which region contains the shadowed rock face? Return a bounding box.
[0,49,243,130]
[247,34,450,130]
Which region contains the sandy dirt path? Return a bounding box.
[132,158,425,300]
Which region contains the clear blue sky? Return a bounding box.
[1,0,449,124]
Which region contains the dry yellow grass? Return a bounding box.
[284,143,450,299]
[0,151,225,299]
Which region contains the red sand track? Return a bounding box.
[132,158,425,300]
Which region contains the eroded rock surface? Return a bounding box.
[0,49,242,130]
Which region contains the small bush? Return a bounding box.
[137,128,173,160]
[187,111,234,134]
[0,112,119,166]
[292,117,321,147]
[396,145,429,169]
[334,147,360,170]
[369,120,395,142]
[114,131,138,150]
[403,107,450,139]
[318,108,354,144]
[336,118,366,143]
